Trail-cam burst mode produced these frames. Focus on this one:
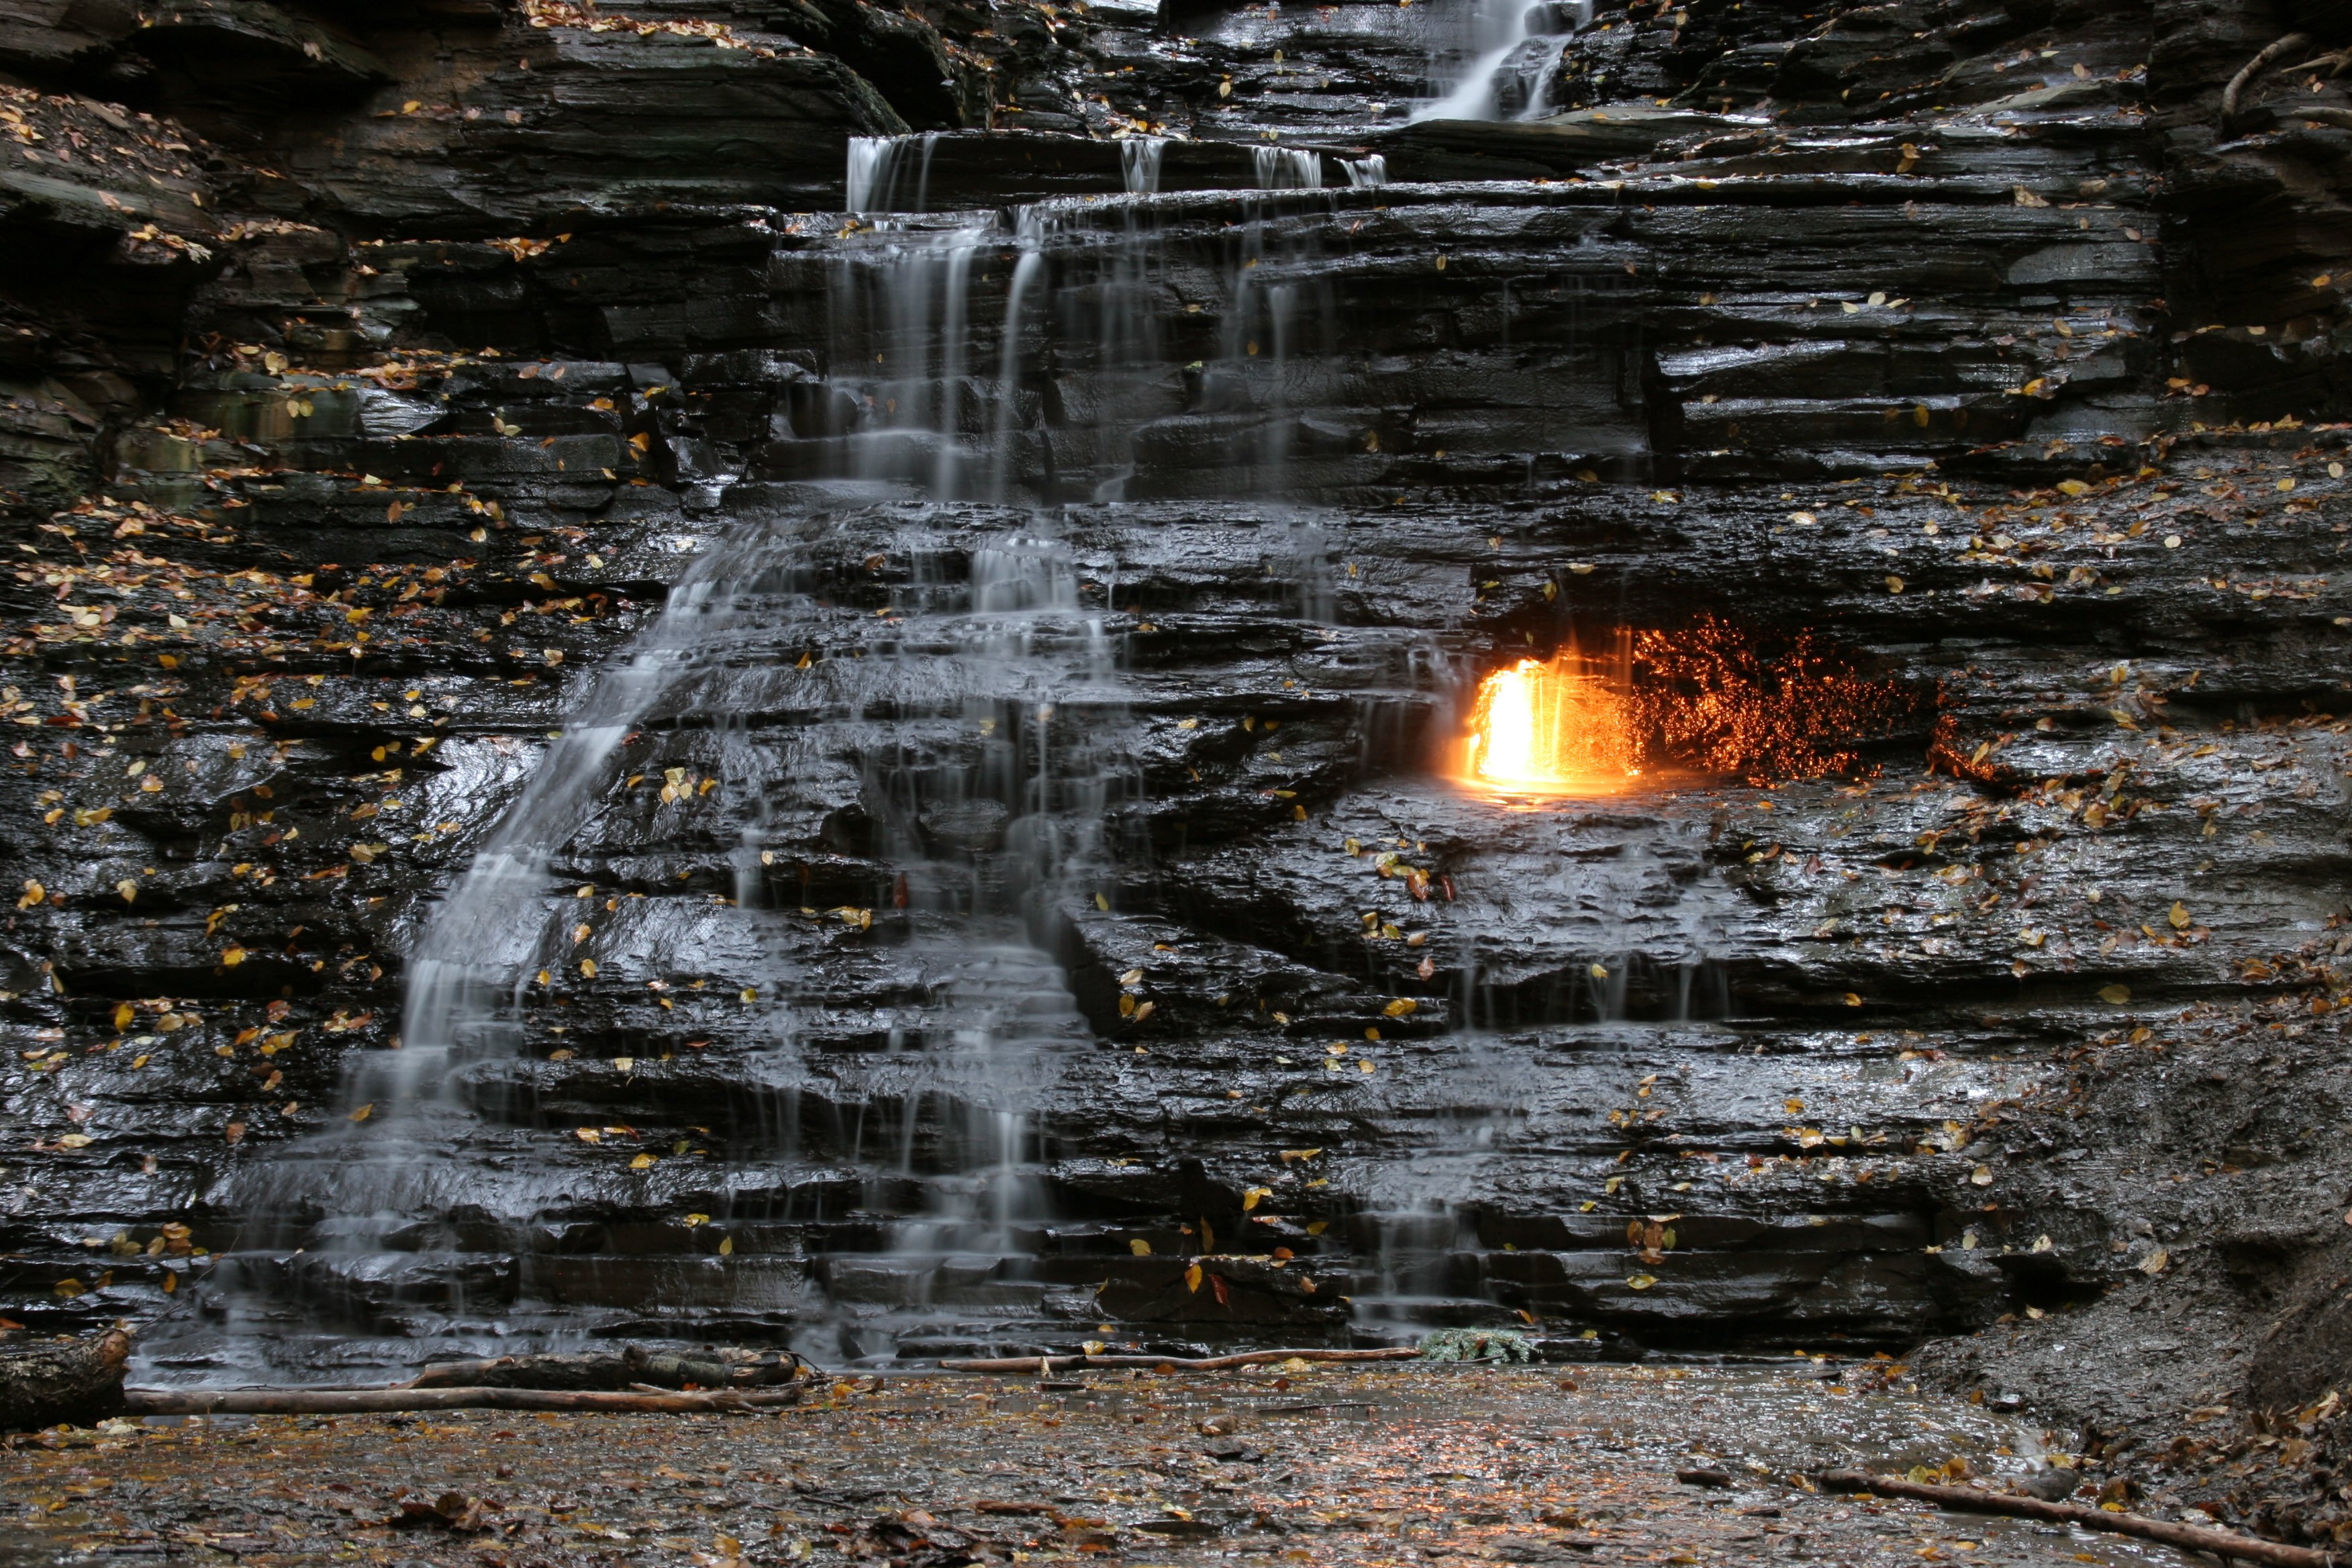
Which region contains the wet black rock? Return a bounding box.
[0,2,2347,1532]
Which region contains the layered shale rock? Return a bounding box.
[0,1,2347,1533]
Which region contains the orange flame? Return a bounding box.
[1458,652,1641,796]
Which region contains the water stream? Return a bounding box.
[168,128,1732,1379]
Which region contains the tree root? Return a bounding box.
[2224,33,2314,127]
[938,1348,1420,1373]
[1820,1469,2340,1568]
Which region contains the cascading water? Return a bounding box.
[1251,146,1324,189]
[1413,0,1594,121]
[167,128,1676,1381]
[845,132,943,213]
[1119,136,1167,194]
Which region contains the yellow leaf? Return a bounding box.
[1095,892,1111,912]
[1969,1165,1994,1186]
[575,1128,601,1143]
[717,1236,733,1255]
[1185,1263,1204,1293]
[52,1277,85,1297]
[1242,1186,1273,1211]
[1118,992,1137,1018]
[116,879,138,903]
[1382,997,1418,1017]
[1843,992,1862,1008]
[1626,1274,1657,1290]
[2168,901,2190,930]
[1130,1238,1152,1255]
[113,1002,134,1030]
[1279,1148,1322,1163]
[630,1153,656,1170]
[57,1133,92,1149]
[1884,576,1905,594]
[349,1103,373,1122]
[2098,983,2130,1004]
[684,1213,709,1228]
[222,947,245,967]
[2137,1247,2169,1275]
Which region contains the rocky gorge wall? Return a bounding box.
[4,0,2352,1541]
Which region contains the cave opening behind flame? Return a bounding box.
[1453,619,1931,798]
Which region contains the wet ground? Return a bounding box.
[1,1363,2195,1567]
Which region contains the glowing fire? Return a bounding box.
[1459,652,1641,795]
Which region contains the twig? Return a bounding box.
[2223,33,2312,126]
[124,1385,807,1416]
[1818,1469,2339,1568]
[937,1348,1418,1373]
[1251,1401,1378,1414]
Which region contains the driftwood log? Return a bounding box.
[125,1384,807,1416]
[405,1346,807,1391]
[0,1330,130,1431]
[939,1347,1420,1373]
[1819,1468,2340,1568]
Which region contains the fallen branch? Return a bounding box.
[404,1346,808,1391]
[938,1348,1418,1373]
[1819,1469,2339,1568]
[124,1385,806,1416]
[2222,32,2312,126]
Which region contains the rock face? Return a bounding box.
[0,0,2349,1510]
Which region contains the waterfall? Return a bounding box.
[845,132,942,213]
[1342,154,1389,188]
[846,135,897,213]
[1119,136,1167,194]
[1412,0,1592,121]
[832,222,995,497]
[1251,146,1324,189]
[192,154,1406,1381]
